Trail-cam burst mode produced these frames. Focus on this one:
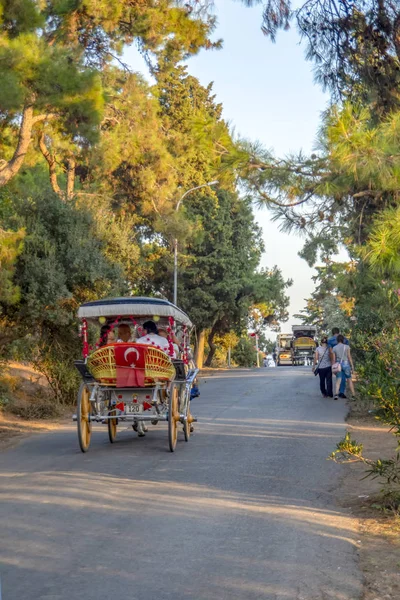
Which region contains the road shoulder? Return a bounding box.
[339,415,400,600]
[0,411,65,450]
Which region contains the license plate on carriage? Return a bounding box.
[125,403,143,414]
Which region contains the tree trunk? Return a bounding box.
[204,322,219,367]
[0,107,58,188]
[0,105,34,187]
[194,329,206,369]
[66,156,76,200]
[38,132,63,197]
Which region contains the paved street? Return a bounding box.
[0,368,362,600]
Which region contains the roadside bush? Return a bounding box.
[353,325,400,434]
[7,395,63,420]
[0,191,127,405]
[0,373,19,408]
[331,321,400,513]
[232,337,257,367]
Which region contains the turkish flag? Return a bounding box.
[113,344,146,387]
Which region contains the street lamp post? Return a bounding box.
[173,180,218,306]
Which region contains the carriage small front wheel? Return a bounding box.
[108,409,118,443]
[77,383,92,452]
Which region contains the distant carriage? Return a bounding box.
[291,326,317,366]
[73,297,198,452]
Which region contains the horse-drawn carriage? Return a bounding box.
[73,297,198,452]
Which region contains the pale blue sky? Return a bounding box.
[124,0,330,330]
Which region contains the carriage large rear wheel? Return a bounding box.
[77,383,92,452]
[168,386,179,452]
[108,409,117,443]
[182,388,191,442]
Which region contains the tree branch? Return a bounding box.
[38,132,63,198]
[0,107,59,188]
[0,105,34,187]
[253,181,315,208]
[32,113,59,125]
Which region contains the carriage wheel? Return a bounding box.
[77,383,92,453]
[182,389,191,442]
[168,386,179,452]
[108,409,117,443]
[183,410,191,442]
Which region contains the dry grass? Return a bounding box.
[0,363,66,447]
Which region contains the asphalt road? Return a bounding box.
[0,367,363,600]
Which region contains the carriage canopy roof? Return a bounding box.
[78,297,193,327]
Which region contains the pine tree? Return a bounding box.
[0,0,219,189]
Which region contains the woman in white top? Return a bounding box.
[333,334,355,399]
[313,336,334,398]
[135,320,172,356]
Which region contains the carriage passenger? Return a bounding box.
[136,320,173,356]
[116,324,134,343]
[99,325,116,346]
[158,327,180,357]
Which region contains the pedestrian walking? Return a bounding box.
[328,327,349,397]
[313,337,333,398]
[332,334,355,400]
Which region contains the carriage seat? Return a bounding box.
[87,343,175,387]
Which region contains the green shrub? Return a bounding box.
[232,337,258,367]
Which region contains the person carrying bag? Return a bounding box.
[313,337,333,398]
[333,335,355,400]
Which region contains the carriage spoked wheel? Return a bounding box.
[77,383,92,453]
[108,408,118,443]
[168,386,179,452]
[182,389,192,442]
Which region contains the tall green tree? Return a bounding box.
[0,189,128,400]
[141,189,290,366]
[0,0,219,189]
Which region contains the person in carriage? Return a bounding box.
[116,323,134,343]
[136,320,176,357]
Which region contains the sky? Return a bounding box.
[124,0,330,332]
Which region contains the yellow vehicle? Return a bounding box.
[276,333,293,366]
[292,326,317,365]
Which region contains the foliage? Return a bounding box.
[246,0,400,112]
[0,3,293,407]
[0,226,25,305]
[156,65,234,192]
[207,331,239,367]
[232,337,258,368]
[0,0,220,188]
[0,190,127,402]
[362,206,400,279]
[294,262,353,334]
